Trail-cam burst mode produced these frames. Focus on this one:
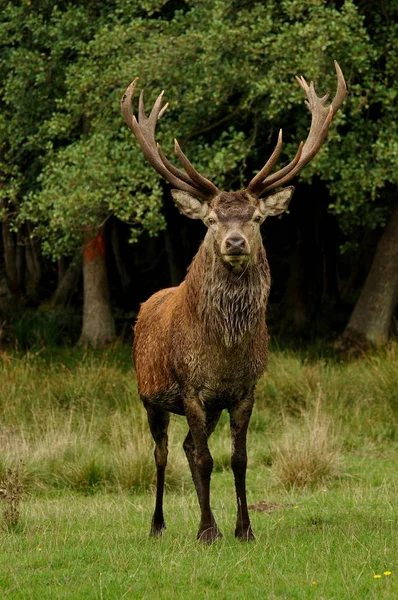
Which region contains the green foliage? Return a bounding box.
[1,1,397,257]
[298,4,398,233]
[23,135,165,256]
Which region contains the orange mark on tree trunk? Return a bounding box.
[84,230,105,262]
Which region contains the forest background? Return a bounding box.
[0,0,397,349]
[0,3,397,596]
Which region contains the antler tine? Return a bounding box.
[157,141,218,201]
[246,130,283,194]
[121,79,220,201]
[246,62,346,198]
[255,141,304,192]
[174,139,219,196]
[138,88,197,184]
[121,78,140,131]
[146,89,167,126]
[331,60,346,113]
[157,143,193,185]
[138,88,148,122]
[159,102,169,119]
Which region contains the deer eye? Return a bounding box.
[253,215,262,223]
[208,217,216,225]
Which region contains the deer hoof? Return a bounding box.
[197,526,223,544]
[150,521,166,537]
[235,526,256,541]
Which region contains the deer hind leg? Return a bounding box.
[146,406,170,536]
[229,394,255,541]
[183,400,222,544]
[183,410,222,539]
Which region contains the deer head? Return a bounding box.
[121,62,346,270]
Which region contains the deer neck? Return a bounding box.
[185,242,270,346]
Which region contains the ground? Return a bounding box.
[0,344,397,598]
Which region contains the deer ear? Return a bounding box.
[258,186,295,217]
[171,190,209,220]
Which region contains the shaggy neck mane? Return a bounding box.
[185,242,270,346]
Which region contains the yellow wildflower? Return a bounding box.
[373,575,382,579]
[383,571,392,576]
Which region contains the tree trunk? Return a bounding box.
[1,199,20,294]
[111,219,131,294]
[15,229,24,291]
[52,256,81,309]
[343,202,398,345]
[284,232,308,331]
[24,224,41,302]
[79,228,116,347]
[57,258,67,282]
[0,271,12,322]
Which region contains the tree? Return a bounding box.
[24,1,369,251]
[342,202,398,345]
[303,1,398,343]
[1,0,397,345]
[0,1,100,314]
[79,228,115,346]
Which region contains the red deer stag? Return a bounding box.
[121,62,346,543]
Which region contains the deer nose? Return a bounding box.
[225,235,247,254]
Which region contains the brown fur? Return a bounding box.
[124,65,346,542]
[134,239,270,409]
[133,190,286,543]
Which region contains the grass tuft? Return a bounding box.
[0,463,24,530]
[272,394,342,488]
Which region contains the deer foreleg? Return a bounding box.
[184,400,221,543]
[146,406,170,536]
[229,394,255,541]
[183,410,222,537]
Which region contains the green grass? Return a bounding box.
[0,460,396,599]
[0,342,397,598]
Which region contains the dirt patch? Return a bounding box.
[248,501,296,513]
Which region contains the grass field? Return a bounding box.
[0,342,397,598]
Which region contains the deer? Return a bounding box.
[121,61,346,544]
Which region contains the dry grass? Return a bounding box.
[0,411,189,494]
[0,343,397,493]
[0,348,190,493]
[256,343,398,447]
[0,464,24,529]
[271,393,343,488]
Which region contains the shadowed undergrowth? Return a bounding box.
[0,342,397,494]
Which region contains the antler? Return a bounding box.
[246,61,346,198]
[121,78,220,201]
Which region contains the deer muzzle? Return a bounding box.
[222,233,250,266]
